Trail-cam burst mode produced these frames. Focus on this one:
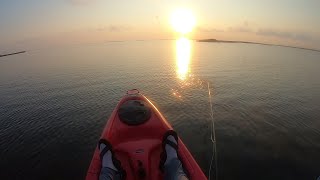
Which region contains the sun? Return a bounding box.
[170,8,196,34]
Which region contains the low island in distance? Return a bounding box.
[198,39,320,52]
[0,51,26,58]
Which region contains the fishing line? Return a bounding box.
[207,82,218,180]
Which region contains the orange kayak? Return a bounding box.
[86,89,207,180]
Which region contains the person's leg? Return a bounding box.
[98,140,124,180]
[162,133,189,180]
[99,167,120,180]
[164,158,188,180]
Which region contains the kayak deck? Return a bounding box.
[86,91,207,180]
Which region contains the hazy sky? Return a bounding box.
[1,0,320,50]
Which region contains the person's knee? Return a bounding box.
[179,175,189,180]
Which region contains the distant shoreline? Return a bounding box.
[0,51,26,58]
[198,39,320,53]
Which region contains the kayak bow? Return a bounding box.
[86,90,207,180]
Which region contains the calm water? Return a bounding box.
[1,40,320,180]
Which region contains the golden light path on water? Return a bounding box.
[173,37,206,99]
[176,37,192,81]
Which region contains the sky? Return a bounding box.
[1,0,320,51]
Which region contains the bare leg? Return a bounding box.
[98,141,123,180]
[163,135,189,180]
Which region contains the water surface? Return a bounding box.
[0,40,320,180]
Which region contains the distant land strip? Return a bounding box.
[0,51,26,57]
[198,39,320,53]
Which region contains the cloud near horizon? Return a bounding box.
[91,25,133,32]
[256,28,313,41]
[2,22,320,52]
[197,22,319,48]
[66,0,98,5]
[196,27,224,33]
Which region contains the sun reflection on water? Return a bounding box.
[172,37,208,99]
[176,37,192,81]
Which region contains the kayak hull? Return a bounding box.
[86,92,207,180]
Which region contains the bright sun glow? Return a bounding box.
[170,8,196,34]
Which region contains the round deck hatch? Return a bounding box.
[118,100,151,125]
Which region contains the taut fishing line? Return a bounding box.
[207,82,218,180]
